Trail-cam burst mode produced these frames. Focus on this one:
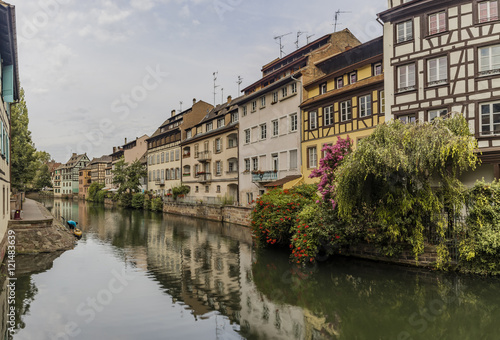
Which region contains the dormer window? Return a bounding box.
[206,122,213,132]
[319,82,327,94]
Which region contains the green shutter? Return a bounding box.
[2,65,14,103]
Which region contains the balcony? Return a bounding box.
[155,179,165,186]
[197,173,212,183]
[252,171,278,183]
[195,151,212,162]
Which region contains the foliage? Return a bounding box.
[251,185,318,247]
[112,157,128,194]
[335,115,478,260]
[172,185,190,200]
[151,197,164,212]
[131,193,145,209]
[87,182,105,202]
[119,192,133,208]
[309,136,352,208]
[11,88,37,191]
[125,160,147,193]
[459,180,500,275]
[113,158,147,205]
[33,164,52,190]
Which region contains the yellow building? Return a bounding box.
[300,37,385,183]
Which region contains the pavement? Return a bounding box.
[18,198,53,221]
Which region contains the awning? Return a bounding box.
[263,175,302,188]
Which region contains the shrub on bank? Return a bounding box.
[151,197,163,212]
[131,193,145,209]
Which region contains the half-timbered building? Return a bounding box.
[300,37,385,183]
[378,0,500,182]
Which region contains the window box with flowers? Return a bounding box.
[183,173,191,177]
[183,153,191,158]
[196,171,206,175]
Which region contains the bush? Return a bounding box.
[459,180,500,275]
[143,194,151,210]
[172,185,190,200]
[96,190,106,203]
[251,185,318,247]
[131,193,145,209]
[119,192,132,208]
[87,182,105,202]
[151,197,163,212]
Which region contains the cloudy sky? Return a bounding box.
[15,0,387,162]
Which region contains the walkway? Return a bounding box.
[19,198,53,221]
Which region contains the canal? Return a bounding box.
[5,198,500,339]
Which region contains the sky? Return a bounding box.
[14,0,387,163]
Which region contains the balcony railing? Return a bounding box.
[252,171,278,183]
[155,179,165,186]
[195,151,212,162]
[198,173,212,183]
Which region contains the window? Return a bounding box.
[161,152,164,163]
[324,106,333,126]
[215,138,222,153]
[282,86,288,98]
[260,123,267,139]
[251,101,257,112]
[291,82,297,94]
[205,185,209,193]
[336,77,344,89]
[309,111,318,130]
[429,109,448,121]
[428,11,446,35]
[428,56,448,85]
[272,154,279,171]
[480,101,500,135]
[195,186,199,193]
[228,160,237,172]
[217,118,225,128]
[260,96,266,108]
[272,120,279,137]
[399,114,416,124]
[231,111,238,123]
[397,64,416,92]
[165,152,169,162]
[244,129,250,144]
[319,82,327,94]
[374,63,383,76]
[359,95,372,117]
[340,100,352,121]
[242,106,247,116]
[206,122,213,132]
[272,91,278,103]
[380,91,385,114]
[228,135,237,148]
[186,129,192,139]
[290,113,298,132]
[175,149,180,161]
[157,154,160,164]
[245,159,250,171]
[308,147,317,168]
[479,1,499,23]
[479,44,500,76]
[349,72,357,84]
[216,161,222,175]
[396,20,413,43]
[216,185,221,193]
[289,150,297,169]
[252,157,258,171]
[247,192,253,204]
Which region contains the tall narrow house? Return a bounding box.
[0,1,18,261]
[378,0,500,183]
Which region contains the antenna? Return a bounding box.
[236,76,243,93]
[306,34,315,44]
[334,9,351,32]
[179,101,183,112]
[295,31,306,49]
[274,32,292,58]
[221,88,224,103]
[213,71,219,106]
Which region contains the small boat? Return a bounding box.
[62,217,83,238]
[73,228,83,238]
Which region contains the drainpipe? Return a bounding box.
[291,73,303,181]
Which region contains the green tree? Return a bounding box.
[11,88,37,191]
[111,157,128,194]
[87,182,105,202]
[124,160,147,193]
[33,164,52,190]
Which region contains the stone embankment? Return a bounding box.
[8,199,76,254]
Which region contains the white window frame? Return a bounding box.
[308,147,317,169]
[252,157,258,171]
[291,82,297,94]
[272,120,279,137]
[428,109,448,122]
[428,56,448,86]
[260,123,267,140]
[374,63,383,76]
[290,113,298,132]
[480,101,500,135]
[282,86,288,98]
[309,111,318,130]
[217,118,225,128]
[428,11,446,35]
[479,44,500,76]
[340,100,352,122]
[324,106,333,126]
[244,159,250,171]
[206,122,213,132]
[319,83,327,94]
[397,63,416,92]
[260,96,266,108]
[272,91,278,103]
[359,95,372,117]
[479,0,499,23]
[244,129,250,144]
[396,20,413,43]
[242,106,247,116]
[251,101,257,112]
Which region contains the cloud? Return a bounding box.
[179,4,191,18]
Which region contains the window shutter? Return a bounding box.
[2,65,14,103]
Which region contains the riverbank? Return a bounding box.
[8,199,75,254]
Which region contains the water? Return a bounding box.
[4,198,500,339]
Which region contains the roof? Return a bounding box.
[62,153,88,169]
[89,155,112,165]
[377,0,441,23]
[182,122,238,145]
[264,175,302,188]
[123,134,149,148]
[196,95,244,125]
[238,72,301,104]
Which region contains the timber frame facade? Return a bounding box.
[300,37,385,182]
[378,0,500,182]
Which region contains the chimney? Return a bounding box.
[124,137,127,144]
[193,98,196,105]
[113,147,116,153]
[345,45,352,51]
[72,153,77,157]
[227,95,232,103]
[171,109,176,117]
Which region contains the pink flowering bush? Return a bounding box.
[309,136,352,209]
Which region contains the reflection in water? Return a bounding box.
[9,198,500,339]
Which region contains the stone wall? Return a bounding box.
[163,202,251,226]
[347,244,440,268]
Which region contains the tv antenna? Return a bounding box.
[213,71,219,106]
[221,88,224,103]
[236,76,243,93]
[179,101,183,112]
[306,34,315,44]
[295,31,306,49]
[274,32,292,58]
[334,9,351,32]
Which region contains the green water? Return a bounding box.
[5,198,500,339]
